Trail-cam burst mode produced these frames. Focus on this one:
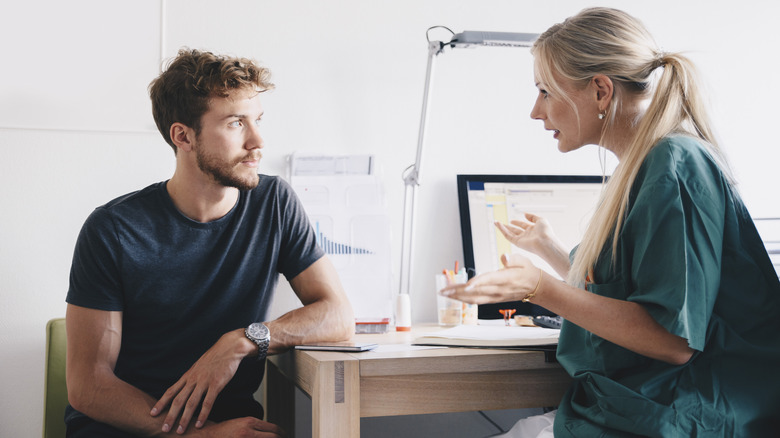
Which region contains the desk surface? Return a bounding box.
[266,325,572,438]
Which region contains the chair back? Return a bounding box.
[43,318,67,438]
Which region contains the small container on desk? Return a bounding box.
[435,271,476,326]
[355,317,391,334]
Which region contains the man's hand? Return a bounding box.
[192,417,286,438]
[150,329,256,434]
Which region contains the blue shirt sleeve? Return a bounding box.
[66,207,125,311]
[273,177,324,281]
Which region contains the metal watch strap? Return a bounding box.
[245,323,270,361]
[256,337,269,360]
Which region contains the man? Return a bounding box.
[64,48,354,437]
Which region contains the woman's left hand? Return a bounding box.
[439,254,543,304]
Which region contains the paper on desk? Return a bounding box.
[371,343,447,353]
[414,324,559,347]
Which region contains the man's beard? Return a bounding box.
[194,144,261,191]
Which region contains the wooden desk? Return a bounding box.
[265,325,572,438]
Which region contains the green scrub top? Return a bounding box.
[554,136,780,437]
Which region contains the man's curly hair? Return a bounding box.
[148,48,274,152]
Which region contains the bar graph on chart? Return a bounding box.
[315,221,373,255]
[290,153,393,321]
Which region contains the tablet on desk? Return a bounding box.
[294,341,378,352]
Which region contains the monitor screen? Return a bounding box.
[456,174,604,318]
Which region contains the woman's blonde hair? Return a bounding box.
[531,8,733,287]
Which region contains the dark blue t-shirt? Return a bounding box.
[65,175,323,426]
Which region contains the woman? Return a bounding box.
[441,7,780,437]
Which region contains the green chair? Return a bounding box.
[43,318,67,438]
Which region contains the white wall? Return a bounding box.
[2,0,778,436]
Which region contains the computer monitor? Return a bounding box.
[456,174,604,319]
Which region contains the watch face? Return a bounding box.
[248,322,269,340]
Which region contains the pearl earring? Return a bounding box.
[598,111,606,120]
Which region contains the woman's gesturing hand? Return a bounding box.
[439,254,543,305]
[494,213,558,255]
[495,213,572,279]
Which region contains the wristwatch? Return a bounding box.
[245,322,270,361]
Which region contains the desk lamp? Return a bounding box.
[396,28,539,331]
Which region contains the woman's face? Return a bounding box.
[530,61,603,153]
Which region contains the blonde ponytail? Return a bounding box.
[531,8,733,287]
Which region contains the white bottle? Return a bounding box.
[395,294,412,331]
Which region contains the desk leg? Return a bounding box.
[312,360,360,438]
[266,360,296,437]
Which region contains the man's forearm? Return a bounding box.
[69,368,169,437]
[70,370,237,437]
[272,256,355,354]
[265,297,354,354]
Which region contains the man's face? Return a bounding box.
[193,88,265,191]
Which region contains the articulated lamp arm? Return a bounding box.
[396,29,538,329]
